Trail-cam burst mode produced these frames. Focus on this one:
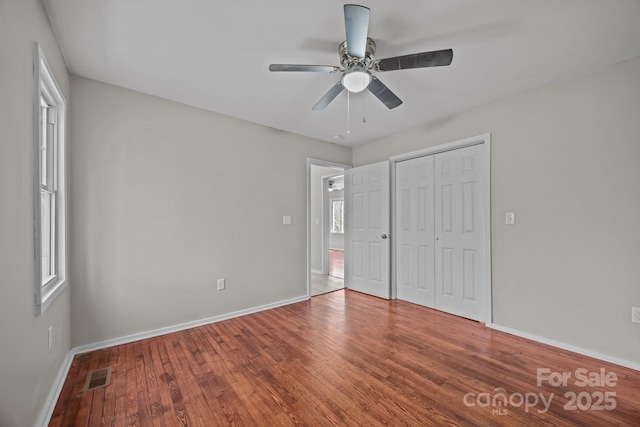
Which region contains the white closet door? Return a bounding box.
[346,161,390,299]
[434,144,485,321]
[395,156,435,307]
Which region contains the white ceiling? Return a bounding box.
[43,0,640,147]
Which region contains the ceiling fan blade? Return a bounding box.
[374,49,453,72]
[269,64,340,73]
[313,81,345,110]
[367,77,402,109]
[344,4,370,58]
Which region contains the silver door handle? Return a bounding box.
[381,234,388,239]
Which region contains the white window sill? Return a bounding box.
[37,279,67,315]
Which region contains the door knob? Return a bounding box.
[381,234,388,239]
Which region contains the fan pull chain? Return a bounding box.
[346,90,351,134]
[362,96,366,123]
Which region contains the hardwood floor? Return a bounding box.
[328,249,344,279]
[310,273,343,297]
[50,290,640,426]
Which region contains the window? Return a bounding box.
[331,199,345,233]
[33,44,67,316]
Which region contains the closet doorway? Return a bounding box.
[392,135,491,322]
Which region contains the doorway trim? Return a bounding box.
[307,158,351,298]
[389,133,492,324]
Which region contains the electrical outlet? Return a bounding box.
[217,278,225,290]
[632,307,640,324]
[48,326,53,352]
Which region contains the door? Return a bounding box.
[394,143,486,321]
[434,144,485,321]
[346,161,390,299]
[396,155,435,307]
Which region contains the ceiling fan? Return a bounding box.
[269,4,453,110]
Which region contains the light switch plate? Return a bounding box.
[283,215,292,225]
[505,212,516,225]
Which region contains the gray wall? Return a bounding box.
[0,1,71,426]
[354,56,640,364]
[70,76,351,346]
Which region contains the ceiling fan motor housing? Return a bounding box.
[340,38,376,92]
[339,38,376,69]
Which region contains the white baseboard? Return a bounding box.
[36,350,74,427]
[488,323,640,371]
[73,294,309,355]
[39,294,309,426]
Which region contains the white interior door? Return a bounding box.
[394,143,487,321]
[395,156,435,307]
[346,161,390,299]
[434,144,485,321]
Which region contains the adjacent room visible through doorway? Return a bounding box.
[329,249,343,279]
[312,248,344,296]
[309,162,347,297]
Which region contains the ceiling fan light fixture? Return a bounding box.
[341,70,371,93]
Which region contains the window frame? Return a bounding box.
[330,198,345,234]
[33,43,67,316]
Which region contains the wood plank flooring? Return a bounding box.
[328,249,344,279]
[310,273,344,297]
[50,290,640,426]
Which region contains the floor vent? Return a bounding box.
[83,367,112,391]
